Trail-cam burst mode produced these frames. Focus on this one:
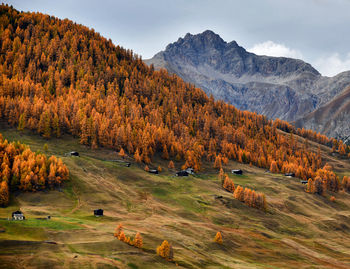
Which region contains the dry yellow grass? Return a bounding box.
[0,125,350,268]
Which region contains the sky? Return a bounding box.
[4,0,350,77]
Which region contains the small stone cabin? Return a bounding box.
[94,209,103,217]
[12,211,25,220]
[70,151,80,157]
[232,169,243,175]
[176,171,189,177]
[185,168,195,175]
[285,173,295,177]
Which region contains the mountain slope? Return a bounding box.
[1,3,346,187]
[145,30,350,122]
[296,86,350,143]
[1,126,350,269]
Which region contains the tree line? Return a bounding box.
[220,170,267,211]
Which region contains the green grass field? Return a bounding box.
[0,125,350,268]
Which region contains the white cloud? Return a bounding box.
[248,41,303,59]
[314,53,350,77]
[248,41,350,77]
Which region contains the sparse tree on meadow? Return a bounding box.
[119,148,126,159]
[168,160,175,169]
[214,231,223,244]
[118,231,126,242]
[223,175,235,193]
[144,165,149,172]
[133,232,143,248]
[157,240,170,259]
[114,224,123,238]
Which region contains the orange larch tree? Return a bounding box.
[214,232,223,244]
[133,232,143,248]
[157,240,171,259]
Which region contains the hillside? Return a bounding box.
[145,30,350,125]
[0,4,350,268]
[1,125,350,268]
[1,4,347,188]
[295,86,350,143]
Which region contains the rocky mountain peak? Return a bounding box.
[167,30,227,53]
[190,30,225,44]
[145,30,349,126]
[162,30,319,78]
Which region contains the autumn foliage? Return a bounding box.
[274,119,348,151]
[306,164,340,195]
[0,4,345,194]
[0,133,68,206]
[114,224,123,238]
[133,232,143,248]
[168,160,175,169]
[118,148,126,159]
[214,232,223,244]
[342,176,350,192]
[113,224,143,248]
[222,174,235,193]
[157,240,173,261]
[234,186,267,211]
[270,161,278,173]
[0,181,9,206]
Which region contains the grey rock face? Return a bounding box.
[145,30,350,126]
[295,86,350,143]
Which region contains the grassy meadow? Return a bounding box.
[0,125,350,268]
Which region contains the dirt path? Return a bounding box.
[69,186,84,214]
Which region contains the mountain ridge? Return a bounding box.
[296,86,350,143]
[145,30,350,127]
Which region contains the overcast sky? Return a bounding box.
[4,0,350,76]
